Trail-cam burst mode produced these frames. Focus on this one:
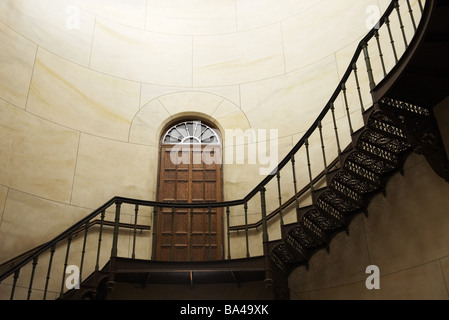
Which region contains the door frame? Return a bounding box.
[153,118,224,261]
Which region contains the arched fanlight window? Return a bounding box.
[162,121,220,145]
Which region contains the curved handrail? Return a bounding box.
[0,0,432,289]
[0,219,150,275]
[0,199,115,279]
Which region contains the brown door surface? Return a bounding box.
[155,144,223,261]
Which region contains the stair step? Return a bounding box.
[315,196,347,226]
[316,189,361,221]
[338,147,356,168]
[329,178,365,206]
[359,130,410,154]
[302,214,328,244]
[311,186,328,204]
[378,97,431,117]
[281,222,298,239]
[326,167,340,186]
[330,170,379,200]
[265,239,284,256]
[367,113,408,141]
[285,225,325,259]
[344,150,397,180]
[358,141,398,165]
[296,205,314,222]
[344,160,382,187]
[304,208,345,237]
[270,243,307,274]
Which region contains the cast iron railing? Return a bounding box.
[0,0,428,300]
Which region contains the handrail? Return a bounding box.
[0,199,111,278]
[0,0,431,298]
[0,220,150,274]
[71,219,151,235]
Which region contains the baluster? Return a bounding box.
[110,201,122,259]
[362,42,376,91]
[352,62,365,113]
[291,155,300,210]
[244,202,250,258]
[330,102,342,154]
[374,30,387,77]
[132,205,139,259]
[276,171,284,227]
[190,207,194,261]
[385,16,399,63]
[10,269,20,300]
[79,221,89,283]
[43,244,56,300]
[26,256,39,300]
[406,0,417,31]
[151,206,157,260]
[107,203,122,293]
[260,188,269,244]
[305,139,314,192]
[208,207,212,261]
[394,1,408,48]
[226,206,231,260]
[170,207,175,261]
[60,234,73,297]
[418,0,423,13]
[95,210,106,271]
[342,83,354,134]
[318,121,328,174]
[260,187,272,286]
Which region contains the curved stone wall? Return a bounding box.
[0,1,432,301]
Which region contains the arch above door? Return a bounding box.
[128,91,251,147]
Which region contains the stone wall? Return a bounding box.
[0,0,432,300]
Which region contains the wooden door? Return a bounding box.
[155,144,223,261]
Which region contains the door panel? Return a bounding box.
[156,144,222,261]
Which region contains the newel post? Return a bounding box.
[108,200,122,292]
[260,187,273,287]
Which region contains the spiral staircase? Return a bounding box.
[1,0,448,300]
[269,0,449,299]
